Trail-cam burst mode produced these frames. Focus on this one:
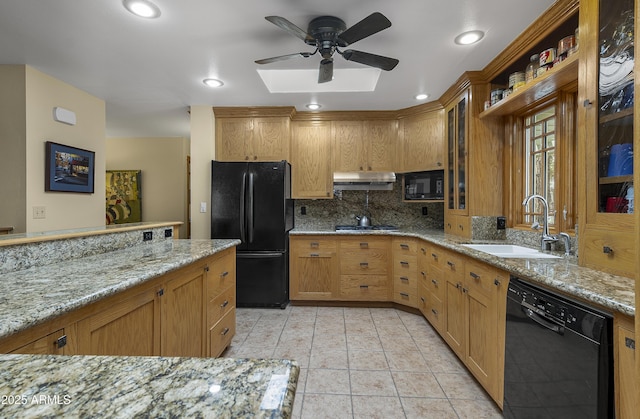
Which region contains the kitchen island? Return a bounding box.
[0,233,299,418]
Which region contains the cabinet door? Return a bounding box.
[291,121,333,199]
[161,264,206,357]
[401,110,444,172]
[615,315,636,419]
[442,252,465,358]
[466,284,496,394]
[252,117,290,161]
[445,92,469,215]
[215,118,252,161]
[333,120,366,171]
[366,120,397,171]
[8,330,66,355]
[290,252,338,300]
[77,287,161,356]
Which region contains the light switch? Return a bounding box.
[200,202,207,213]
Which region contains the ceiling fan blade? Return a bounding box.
[342,49,399,71]
[337,12,391,46]
[265,16,313,42]
[318,59,333,83]
[255,52,313,65]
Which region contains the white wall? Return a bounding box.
[189,106,215,239]
[106,137,189,238]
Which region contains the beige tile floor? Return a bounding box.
[222,306,503,419]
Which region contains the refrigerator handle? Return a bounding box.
[248,170,255,243]
[240,172,247,243]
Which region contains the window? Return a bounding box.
[508,91,577,234]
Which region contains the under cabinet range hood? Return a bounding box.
[333,172,396,191]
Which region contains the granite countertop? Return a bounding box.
[0,354,299,418]
[0,239,240,340]
[290,227,635,317]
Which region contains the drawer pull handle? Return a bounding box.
[360,285,369,289]
[455,282,462,290]
[421,271,426,277]
[400,243,410,249]
[625,337,635,350]
[431,253,438,259]
[431,308,438,316]
[431,279,438,286]
[603,246,613,254]
[360,262,369,267]
[310,253,320,257]
[221,327,230,336]
[400,276,409,282]
[462,287,468,294]
[399,292,409,297]
[400,261,410,266]
[420,297,425,302]
[494,278,501,286]
[220,300,229,308]
[220,271,229,278]
[310,242,319,248]
[447,261,455,268]
[469,272,480,280]
[360,242,369,248]
[420,247,426,254]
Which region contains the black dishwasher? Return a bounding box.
[504,276,613,418]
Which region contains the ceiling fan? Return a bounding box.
[255,12,399,83]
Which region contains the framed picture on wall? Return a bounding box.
[45,141,95,193]
[106,170,142,225]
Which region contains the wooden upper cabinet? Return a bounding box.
[291,121,333,199]
[399,109,445,172]
[333,120,397,172]
[214,112,291,162]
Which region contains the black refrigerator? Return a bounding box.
[211,161,294,308]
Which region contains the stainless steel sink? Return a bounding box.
[335,225,398,231]
[462,244,561,259]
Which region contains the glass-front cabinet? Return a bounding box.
[578,0,635,277]
[596,0,634,214]
[446,91,468,215]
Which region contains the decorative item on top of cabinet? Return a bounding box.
[290,236,339,300]
[397,106,445,173]
[338,237,390,301]
[577,0,635,278]
[333,119,397,172]
[290,121,334,199]
[213,107,293,162]
[392,238,418,307]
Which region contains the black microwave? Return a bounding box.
[404,170,444,200]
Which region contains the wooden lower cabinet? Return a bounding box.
[2,249,237,359]
[77,287,161,356]
[339,237,390,301]
[615,314,636,419]
[392,238,418,307]
[290,236,338,300]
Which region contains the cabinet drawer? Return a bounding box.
[445,215,471,238]
[393,254,417,275]
[394,274,418,293]
[441,251,464,276]
[427,245,447,270]
[339,275,389,301]
[426,267,445,300]
[340,249,389,275]
[393,289,417,307]
[207,256,236,300]
[392,238,418,255]
[465,262,496,297]
[292,237,337,252]
[209,308,235,358]
[425,291,444,333]
[208,286,235,326]
[582,228,634,277]
[340,238,388,250]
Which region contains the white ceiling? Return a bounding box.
[0,0,556,138]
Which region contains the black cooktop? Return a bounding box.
[335,225,399,231]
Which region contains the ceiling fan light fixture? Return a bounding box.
[415,93,429,100]
[306,103,321,110]
[122,0,161,19]
[203,78,224,88]
[454,30,484,45]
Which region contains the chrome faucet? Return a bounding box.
[558,232,572,256]
[522,194,558,251]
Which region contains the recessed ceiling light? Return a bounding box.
[122,0,161,19]
[454,30,485,45]
[306,103,321,110]
[203,78,224,88]
[415,93,429,100]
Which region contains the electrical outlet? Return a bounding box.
[301,206,306,215]
[33,206,46,219]
[422,207,428,216]
[497,216,506,230]
[143,231,153,241]
[164,229,172,238]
